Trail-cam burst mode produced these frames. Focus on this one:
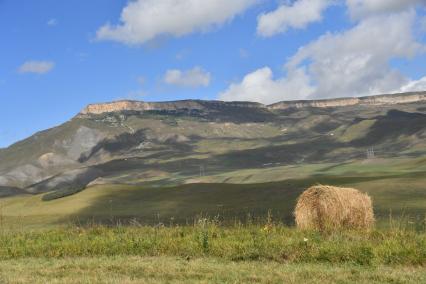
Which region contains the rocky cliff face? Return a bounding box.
[269,92,426,110]
[79,92,426,115]
[80,100,264,115]
[80,100,205,115]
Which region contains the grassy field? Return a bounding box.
[0,162,424,283]
[1,158,426,282]
[0,224,425,283]
[1,224,426,264]
[1,158,426,228]
[1,257,426,283]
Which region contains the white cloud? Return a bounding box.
[257,0,332,37]
[287,11,423,98]
[47,19,57,26]
[221,11,426,103]
[219,67,314,104]
[96,0,257,45]
[398,76,426,93]
[18,61,55,74]
[346,0,424,19]
[256,0,425,37]
[164,67,211,87]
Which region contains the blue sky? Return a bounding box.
[1,0,425,148]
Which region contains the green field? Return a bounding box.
[1,157,426,283]
[0,224,426,283]
[1,157,426,228]
[1,257,426,283]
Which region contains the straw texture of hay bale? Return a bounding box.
[294,185,374,231]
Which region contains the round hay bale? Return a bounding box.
[294,185,374,231]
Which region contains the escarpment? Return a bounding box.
[1,90,426,198]
[80,92,426,115]
[269,92,426,110]
[80,100,206,115]
[79,100,265,116]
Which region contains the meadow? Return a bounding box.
[1,158,426,283]
[2,158,426,229]
[2,256,426,283]
[0,221,426,283]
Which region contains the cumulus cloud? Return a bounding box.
[287,11,423,98]
[97,0,257,45]
[398,76,426,93]
[256,0,426,36]
[18,61,55,74]
[219,67,313,104]
[257,0,332,37]
[221,11,425,103]
[164,67,211,87]
[346,0,424,19]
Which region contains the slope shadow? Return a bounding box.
[63,175,397,226]
[351,110,426,147]
[0,186,26,197]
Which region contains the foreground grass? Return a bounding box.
[1,224,426,266]
[1,256,426,284]
[0,224,425,283]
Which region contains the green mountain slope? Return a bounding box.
[0,92,426,201]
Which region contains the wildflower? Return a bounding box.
[303,238,309,242]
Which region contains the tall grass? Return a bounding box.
[0,216,425,266]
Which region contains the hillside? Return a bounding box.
[1,91,426,197]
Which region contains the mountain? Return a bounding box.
[1,91,426,200]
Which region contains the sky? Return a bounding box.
[1,0,426,148]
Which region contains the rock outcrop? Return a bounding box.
[80,100,205,115]
[269,92,426,110]
[79,92,426,115]
[80,100,264,115]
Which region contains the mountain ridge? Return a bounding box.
[79,91,426,115]
[1,90,426,199]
